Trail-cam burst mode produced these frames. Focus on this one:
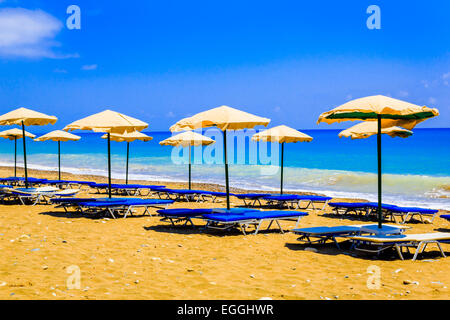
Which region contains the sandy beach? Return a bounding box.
[0,166,448,300]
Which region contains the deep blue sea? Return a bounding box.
[0,128,448,209]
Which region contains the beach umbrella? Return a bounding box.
[0,128,36,177]
[34,130,81,180]
[318,95,439,228]
[64,110,148,198]
[101,131,153,184]
[159,131,215,190]
[0,107,57,188]
[251,125,313,195]
[170,105,270,209]
[338,122,413,139]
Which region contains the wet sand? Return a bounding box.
[0,167,449,300]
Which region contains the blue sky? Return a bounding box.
[0,0,448,132]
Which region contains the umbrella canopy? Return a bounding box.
[317,95,439,130]
[101,130,153,142]
[0,107,57,126]
[101,131,153,184]
[0,128,36,177]
[160,131,215,189]
[35,130,81,180]
[159,131,214,147]
[338,122,413,139]
[170,105,270,132]
[318,95,439,229]
[252,125,313,194]
[35,130,81,142]
[170,106,270,209]
[64,110,148,197]
[0,128,36,140]
[251,125,313,143]
[64,109,148,134]
[0,107,57,187]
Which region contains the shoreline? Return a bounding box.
[2,165,448,212]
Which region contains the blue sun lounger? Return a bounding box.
[41,180,96,189]
[328,202,398,217]
[203,210,308,235]
[293,224,409,249]
[90,183,165,196]
[155,188,233,203]
[328,202,439,224]
[293,226,362,249]
[385,206,439,224]
[198,191,232,203]
[4,177,48,186]
[50,197,129,211]
[156,188,203,201]
[263,194,332,211]
[156,208,215,226]
[234,193,271,206]
[441,215,450,223]
[77,198,174,218]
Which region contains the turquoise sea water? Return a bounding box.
[0,128,448,209]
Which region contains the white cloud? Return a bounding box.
[398,90,409,98]
[0,8,76,59]
[443,72,450,80]
[346,94,353,100]
[53,68,67,73]
[428,97,437,104]
[273,106,281,112]
[166,111,175,118]
[81,64,98,70]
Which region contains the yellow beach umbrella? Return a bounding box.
[101,131,153,184]
[170,106,270,209]
[318,95,439,129]
[160,131,215,189]
[338,122,413,139]
[64,109,148,134]
[252,125,313,194]
[318,95,439,229]
[64,110,148,198]
[0,128,36,177]
[35,130,81,180]
[0,107,57,187]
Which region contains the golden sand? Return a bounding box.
[0,167,449,300]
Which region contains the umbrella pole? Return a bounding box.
[126,142,129,185]
[21,121,28,188]
[188,144,191,190]
[108,133,112,198]
[280,142,284,195]
[223,130,230,210]
[377,115,382,229]
[58,141,61,180]
[14,137,17,177]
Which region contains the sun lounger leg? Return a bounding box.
[395,244,405,260]
[252,221,264,235]
[412,242,425,261]
[275,219,284,233]
[107,208,116,219]
[436,242,446,258]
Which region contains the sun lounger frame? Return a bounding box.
[204,215,306,235]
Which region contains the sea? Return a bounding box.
[0,128,448,210]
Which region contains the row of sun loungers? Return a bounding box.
[157,207,308,235]
[0,186,80,205]
[328,202,439,224]
[293,223,450,261]
[50,197,174,218]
